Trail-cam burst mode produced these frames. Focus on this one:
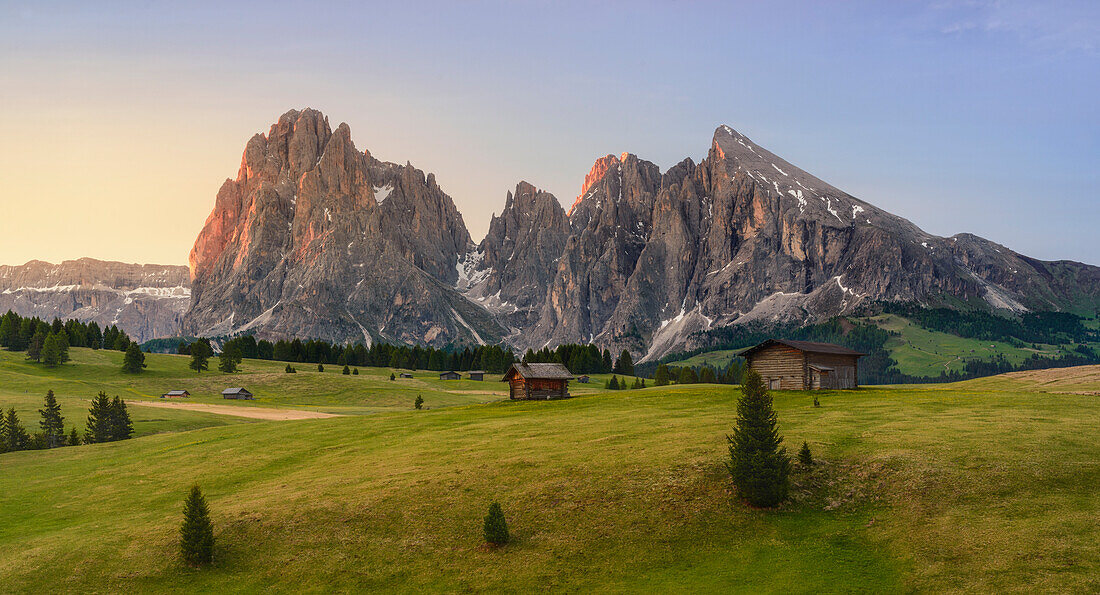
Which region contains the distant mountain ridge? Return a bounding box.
[0,258,190,342]
[15,109,1095,359]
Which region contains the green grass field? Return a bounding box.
[2,349,1099,592]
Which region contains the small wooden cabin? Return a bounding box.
[739,339,864,390]
[399,373,414,379]
[221,387,254,400]
[162,390,190,399]
[577,375,590,384]
[467,370,486,381]
[439,371,461,380]
[502,363,574,400]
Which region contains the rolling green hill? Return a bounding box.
[2,350,1100,591]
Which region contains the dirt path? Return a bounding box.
[127,400,340,421]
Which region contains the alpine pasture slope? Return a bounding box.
[1,350,1099,591]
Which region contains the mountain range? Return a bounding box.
[8,109,1098,360]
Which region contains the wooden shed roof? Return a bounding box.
[502,363,574,381]
[221,387,252,394]
[738,339,865,358]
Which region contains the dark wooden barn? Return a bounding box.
[221,387,254,400]
[467,371,486,381]
[739,339,864,390]
[577,375,590,384]
[162,390,190,399]
[439,371,461,380]
[501,363,574,400]
[399,373,414,379]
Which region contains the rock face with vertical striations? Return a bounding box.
[0,258,190,342]
[183,108,504,346]
[180,109,1099,358]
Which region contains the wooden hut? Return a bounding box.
[161,390,190,399]
[467,370,486,381]
[439,371,461,380]
[501,363,574,400]
[399,373,414,379]
[739,339,864,390]
[577,375,590,384]
[221,387,254,400]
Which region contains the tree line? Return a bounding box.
[0,310,134,367]
[0,389,133,454]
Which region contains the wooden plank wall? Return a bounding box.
[805,353,859,389]
[748,345,807,390]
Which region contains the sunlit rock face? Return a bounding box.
[0,258,190,342]
[483,125,1100,361]
[184,108,504,346]
[183,110,1099,358]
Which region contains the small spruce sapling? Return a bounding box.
[390,372,396,381]
[813,395,820,408]
[414,395,424,410]
[725,369,791,508]
[483,502,510,546]
[317,363,324,372]
[285,363,295,373]
[352,368,359,375]
[67,427,81,446]
[179,485,215,566]
[342,365,350,375]
[798,441,814,467]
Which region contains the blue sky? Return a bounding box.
[1,0,1097,265]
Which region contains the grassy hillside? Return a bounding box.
[2,353,1100,591]
[861,314,1069,376]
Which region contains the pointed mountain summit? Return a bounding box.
[184,108,503,346]
[180,111,1098,357]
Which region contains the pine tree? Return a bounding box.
[1,407,30,452]
[180,485,215,566]
[109,397,133,441]
[67,427,81,446]
[632,377,642,389]
[389,372,395,381]
[189,340,212,373]
[38,389,65,448]
[217,347,240,373]
[317,363,324,372]
[798,441,814,467]
[342,365,350,375]
[608,375,619,390]
[700,366,717,384]
[26,328,47,362]
[285,363,295,373]
[84,392,114,444]
[725,370,791,508]
[41,333,63,367]
[602,349,613,373]
[414,395,424,410]
[122,342,147,373]
[678,367,698,384]
[352,368,359,375]
[654,364,670,386]
[614,350,634,376]
[483,502,510,546]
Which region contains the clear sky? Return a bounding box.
[1,0,1097,267]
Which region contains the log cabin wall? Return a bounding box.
[805,352,859,389]
[747,345,808,390]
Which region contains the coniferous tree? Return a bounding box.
[41,333,64,367]
[189,339,212,373]
[26,328,47,362]
[180,485,215,566]
[654,364,670,386]
[84,392,113,444]
[342,365,350,375]
[607,375,619,390]
[798,441,814,467]
[1,407,31,452]
[389,372,395,381]
[602,349,613,373]
[725,370,791,507]
[109,397,133,441]
[285,363,295,373]
[217,346,241,373]
[317,362,324,372]
[483,502,510,546]
[414,395,424,410]
[38,389,65,448]
[614,350,635,376]
[352,368,359,375]
[700,366,717,384]
[122,342,147,373]
[678,367,698,384]
[67,427,81,446]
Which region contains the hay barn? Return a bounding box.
[739,339,864,390]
